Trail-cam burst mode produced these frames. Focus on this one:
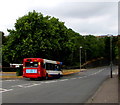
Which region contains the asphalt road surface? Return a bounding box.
[1,66,117,103]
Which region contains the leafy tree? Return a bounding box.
[2,11,72,64]
[2,10,118,68]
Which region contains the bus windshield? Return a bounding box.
[25,62,38,68]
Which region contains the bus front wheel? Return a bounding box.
[57,73,60,79]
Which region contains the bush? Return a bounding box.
[16,68,23,76]
[2,67,18,72]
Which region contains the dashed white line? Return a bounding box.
[70,78,76,80]
[4,80,19,82]
[59,79,68,81]
[44,80,57,84]
[89,69,104,76]
[0,88,13,93]
[12,83,36,88]
[24,83,41,88]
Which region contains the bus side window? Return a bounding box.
[46,63,50,70]
[54,65,59,71]
[51,64,54,70]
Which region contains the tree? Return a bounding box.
[2,11,72,64]
[3,10,118,68]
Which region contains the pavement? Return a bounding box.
[86,69,119,103]
[0,69,119,103]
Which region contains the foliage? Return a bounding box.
[2,10,118,67]
[3,11,73,64]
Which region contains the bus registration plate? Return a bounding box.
[26,69,37,73]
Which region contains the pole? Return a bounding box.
[85,49,87,63]
[110,35,113,78]
[118,35,120,77]
[80,46,82,70]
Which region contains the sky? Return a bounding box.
[0,0,119,36]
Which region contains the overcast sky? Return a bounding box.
[0,0,119,36]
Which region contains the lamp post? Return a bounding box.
[85,49,87,63]
[80,46,82,70]
[108,34,113,78]
[110,35,113,78]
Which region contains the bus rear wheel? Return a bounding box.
[45,74,49,80]
[30,78,35,80]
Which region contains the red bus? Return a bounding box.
[23,58,63,80]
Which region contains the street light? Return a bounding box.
[80,46,82,70]
[110,35,113,78]
[108,34,113,78]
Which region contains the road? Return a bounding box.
[1,66,117,103]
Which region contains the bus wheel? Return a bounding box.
[45,74,49,80]
[30,78,35,81]
[57,73,60,79]
[36,77,42,81]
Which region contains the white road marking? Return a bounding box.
[89,69,104,76]
[12,83,34,88]
[59,79,68,81]
[12,85,24,88]
[77,69,105,79]
[70,78,77,80]
[0,88,13,93]
[4,80,19,82]
[0,79,20,83]
[78,76,88,79]
[24,83,41,88]
[44,80,57,84]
